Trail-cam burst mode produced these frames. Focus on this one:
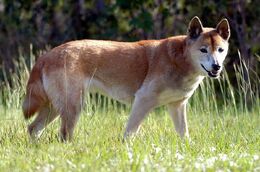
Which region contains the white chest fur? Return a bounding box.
[158,75,204,105]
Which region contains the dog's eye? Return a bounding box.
[218,47,224,53]
[200,48,207,53]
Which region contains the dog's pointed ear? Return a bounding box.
[216,18,230,40]
[187,16,203,39]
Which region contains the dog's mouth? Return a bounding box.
[200,64,219,78]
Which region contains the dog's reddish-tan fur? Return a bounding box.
[23,17,230,141]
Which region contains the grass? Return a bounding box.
[0,51,259,171]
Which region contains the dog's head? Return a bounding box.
[186,16,230,78]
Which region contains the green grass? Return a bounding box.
[0,103,259,171]
[0,52,259,171]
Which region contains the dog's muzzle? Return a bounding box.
[201,64,220,78]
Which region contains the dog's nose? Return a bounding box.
[212,64,221,71]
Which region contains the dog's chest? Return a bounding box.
[158,89,191,105]
[158,76,204,105]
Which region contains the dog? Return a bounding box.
[23,16,230,141]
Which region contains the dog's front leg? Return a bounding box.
[167,101,189,138]
[124,90,157,138]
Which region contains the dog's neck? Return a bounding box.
[166,36,200,78]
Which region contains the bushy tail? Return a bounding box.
[23,64,47,119]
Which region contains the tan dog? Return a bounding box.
[23,16,230,141]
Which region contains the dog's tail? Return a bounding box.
[22,62,47,119]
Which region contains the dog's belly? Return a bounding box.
[85,78,134,104]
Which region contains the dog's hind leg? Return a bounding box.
[56,86,84,141]
[60,110,80,142]
[28,104,58,139]
[59,90,83,142]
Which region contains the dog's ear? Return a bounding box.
[187,16,203,39]
[216,18,230,40]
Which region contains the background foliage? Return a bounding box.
[0,0,259,92]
